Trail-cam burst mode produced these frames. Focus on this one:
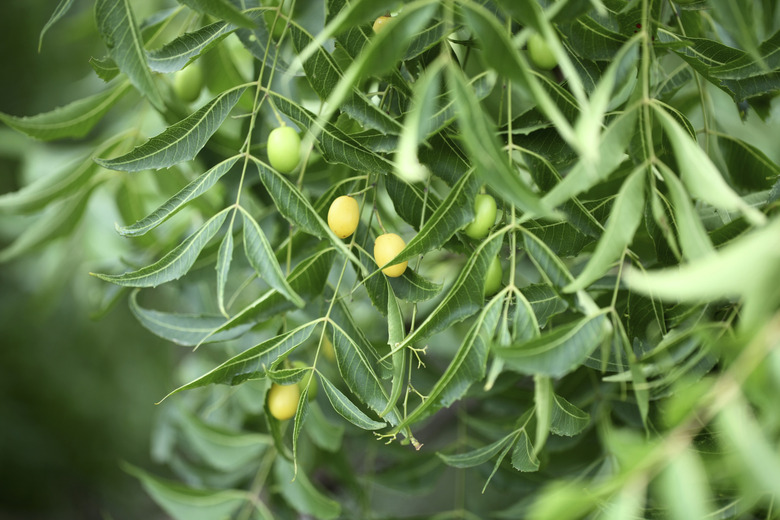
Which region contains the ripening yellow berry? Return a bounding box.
[373,15,392,34]
[374,233,408,278]
[327,195,360,239]
[267,383,300,421]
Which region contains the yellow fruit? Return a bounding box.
[267,383,300,421]
[327,195,360,239]
[374,233,408,278]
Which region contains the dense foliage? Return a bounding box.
[2,0,780,518]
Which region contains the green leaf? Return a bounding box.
[274,457,341,520]
[177,411,271,472]
[199,249,334,344]
[718,134,780,192]
[510,430,540,472]
[239,207,304,308]
[380,278,406,417]
[0,138,126,215]
[0,82,130,141]
[392,297,502,433]
[438,432,516,468]
[394,232,504,352]
[710,29,780,79]
[147,20,234,73]
[389,169,480,266]
[271,92,394,175]
[658,448,713,520]
[0,188,92,263]
[91,209,228,287]
[534,375,553,453]
[177,0,255,29]
[550,393,590,436]
[96,88,245,172]
[117,156,239,236]
[318,375,386,430]
[565,166,646,292]
[90,56,120,82]
[288,22,401,135]
[128,290,252,346]
[653,104,765,226]
[160,320,320,401]
[123,463,246,520]
[215,225,233,317]
[39,0,75,52]
[657,162,715,260]
[447,62,551,218]
[523,283,569,328]
[522,229,575,288]
[95,0,163,108]
[252,159,364,274]
[496,311,612,378]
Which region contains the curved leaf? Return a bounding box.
[147,20,234,73]
[318,375,386,430]
[0,82,130,141]
[39,0,75,52]
[92,209,229,287]
[96,88,246,172]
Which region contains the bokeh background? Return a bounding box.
[1,1,175,518]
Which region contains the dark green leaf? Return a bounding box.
[318,375,386,430]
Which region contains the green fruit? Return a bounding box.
[173,63,204,103]
[267,126,301,173]
[464,194,497,240]
[528,33,558,70]
[327,195,360,239]
[374,233,408,278]
[373,15,392,34]
[484,257,503,296]
[267,383,300,420]
[292,361,317,401]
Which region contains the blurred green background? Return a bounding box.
[0,1,174,518]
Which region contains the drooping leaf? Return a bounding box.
[95,0,163,108]
[510,430,540,472]
[550,393,590,436]
[96,88,246,172]
[39,0,75,52]
[91,209,229,287]
[0,82,131,141]
[318,375,386,430]
[438,432,516,469]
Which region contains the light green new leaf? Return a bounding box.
[534,375,553,454]
[96,88,245,172]
[118,156,239,236]
[92,209,228,287]
[274,457,341,520]
[496,311,612,378]
[438,432,516,469]
[657,162,715,260]
[625,216,780,328]
[252,159,365,274]
[653,104,765,226]
[0,82,130,141]
[128,290,252,346]
[39,0,74,51]
[659,448,713,520]
[550,393,590,436]
[565,166,646,292]
[122,463,246,520]
[511,430,540,472]
[239,207,304,308]
[395,59,444,182]
[448,63,551,218]
[318,375,386,431]
[95,0,163,108]
[177,0,255,28]
[388,169,480,267]
[147,20,234,72]
[159,320,320,401]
